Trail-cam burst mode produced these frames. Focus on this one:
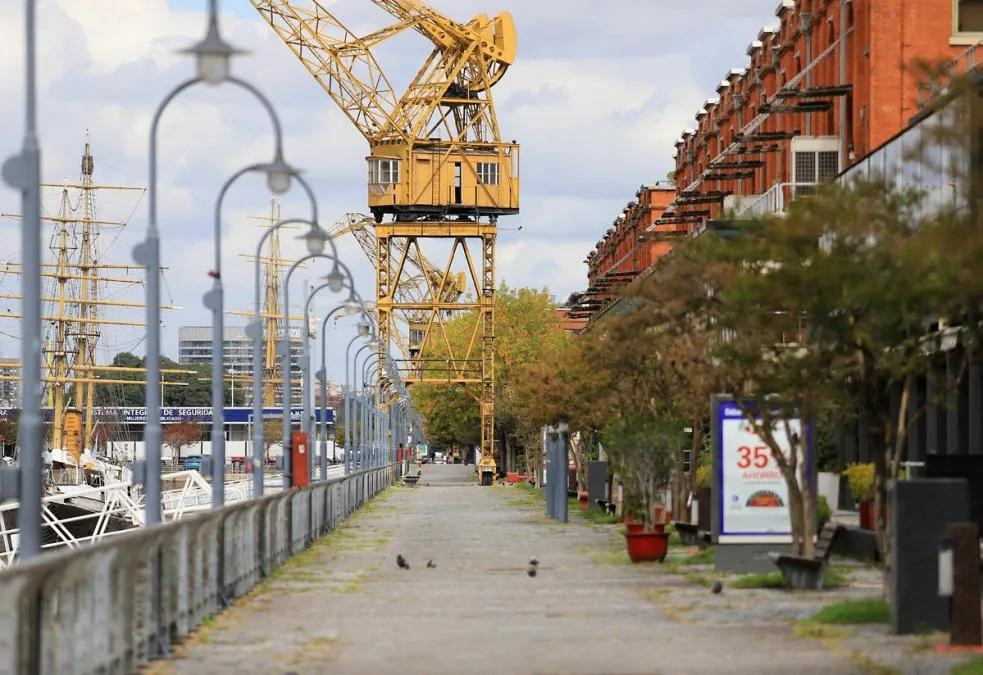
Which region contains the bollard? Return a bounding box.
[545,429,556,519]
[944,522,982,646]
[555,416,569,524]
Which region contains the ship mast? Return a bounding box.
[75,142,99,452]
[0,140,189,469]
[263,200,284,407]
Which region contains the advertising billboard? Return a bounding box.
[714,397,810,544]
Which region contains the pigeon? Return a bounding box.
[527,566,537,578]
[427,560,437,569]
[711,581,723,594]
[529,558,539,567]
[397,554,410,570]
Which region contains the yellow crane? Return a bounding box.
[325,212,467,359]
[252,0,520,484]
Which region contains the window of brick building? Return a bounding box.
[791,138,840,196]
[955,0,983,35]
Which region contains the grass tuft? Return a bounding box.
[581,507,620,526]
[732,571,786,589]
[809,599,889,625]
[953,658,983,675]
[731,565,849,590]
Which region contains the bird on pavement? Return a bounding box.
[427,560,437,569]
[397,554,410,570]
[529,558,539,567]
[711,581,723,594]
[527,565,537,578]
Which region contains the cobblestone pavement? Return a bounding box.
[151,465,964,674]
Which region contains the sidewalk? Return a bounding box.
[152,464,882,674]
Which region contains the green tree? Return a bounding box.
[162,421,205,469]
[411,284,571,471]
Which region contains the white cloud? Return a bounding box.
[0,0,779,369]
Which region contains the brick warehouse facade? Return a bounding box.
[564,184,675,325]
[572,0,983,327]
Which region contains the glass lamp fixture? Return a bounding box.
[344,295,362,314]
[182,18,243,85]
[326,265,346,293]
[300,226,329,256]
[265,153,293,195]
[357,318,371,337]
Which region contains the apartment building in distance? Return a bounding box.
[0,359,18,408]
[178,325,304,407]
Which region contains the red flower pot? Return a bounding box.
[859,500,876,530]
[578,493,589,511]
[624,530,669,563]
[624,516,644,534]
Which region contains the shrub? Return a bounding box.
[694,464,711,489]
[842,463,875,502]
[816,495,831,533]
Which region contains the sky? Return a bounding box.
[0,0,779,383]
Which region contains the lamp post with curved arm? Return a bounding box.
[134,0,298,525]
[349,342,377,471]
[363,358,396,468]
[301,261,358,445]
[318,297,369,477]
[363,363,385,467]
[300,280,361,479]
[343,315,376,473]
[210,159,296,510]
[248,211,329,498]
[279,250,347,488]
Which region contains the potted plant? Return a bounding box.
[578,490,590,511]
[622,493,645,534]
[602,411,674,563]
[843,463,875,530]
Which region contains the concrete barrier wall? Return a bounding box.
[0,464,400,675]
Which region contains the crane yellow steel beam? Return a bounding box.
[253,0,517,483]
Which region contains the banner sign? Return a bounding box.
[0,407,334,425]
[715,398,809,543]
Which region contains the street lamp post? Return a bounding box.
[248,212,322,498]
[2,0,42,560]
[317,297,368,478]
[352,344,379,464]
[280,247,346,488]
[349,341,377,472]
[210,159,293,510]
[136,1,294,522]
[343,324,375,473]
[302,283,362,479]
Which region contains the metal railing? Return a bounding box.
[734,182,820,219]
[0,462,402,674]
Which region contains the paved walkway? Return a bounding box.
[153,464,856,674]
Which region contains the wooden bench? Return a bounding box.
[403,475,420,487]
[773,521,844,589]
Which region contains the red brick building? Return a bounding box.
[574,0,983,328]
[564,184,674,326]
[664,0,980,227]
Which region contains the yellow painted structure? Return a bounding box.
[253,0,521,483]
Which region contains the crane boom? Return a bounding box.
[254,0,520,483]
